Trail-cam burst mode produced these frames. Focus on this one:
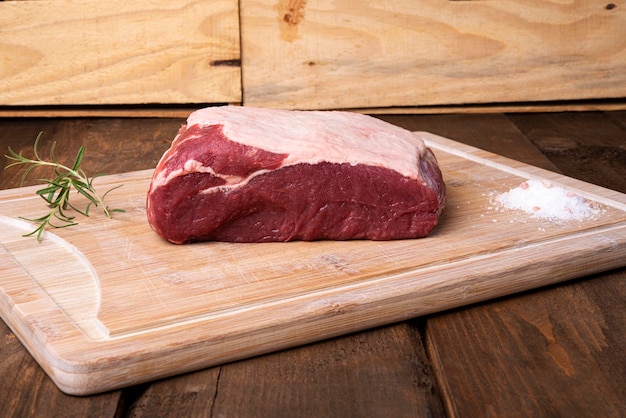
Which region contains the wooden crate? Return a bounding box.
[0,0,241,105]
[240,0,626,109]
[1,0,624,111]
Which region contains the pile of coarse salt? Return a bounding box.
[494,179,601,222]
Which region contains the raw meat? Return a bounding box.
[146,106,446,243]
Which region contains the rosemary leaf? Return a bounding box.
[3,132,125,241]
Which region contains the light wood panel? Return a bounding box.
[240,0,626,109]
[0,0,241,105]
[1,134,625,395]
[2,0,624,111]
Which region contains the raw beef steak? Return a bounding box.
[146,106,446,243]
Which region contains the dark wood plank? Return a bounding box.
[0,118,62,188]
[207,324,445,418]
[118,368,220,418]
[119,324,445,418]
[0,118,182,417]
[426,271,626,418]
[606,110,626,130]
[0,320,121,418]
[506,112,626,193]
[0,118,181,189]
[422,111,626,417]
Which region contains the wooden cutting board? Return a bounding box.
[1,133,625,396]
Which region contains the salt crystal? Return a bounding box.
[494,179,601,221]
[541,179,553,188]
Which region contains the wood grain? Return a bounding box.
[507,112,626,194]
[423,111,626,418]
[1,113,625,416]
[123,324,446,418]
[207,324,446,418]
[1,131,625,395]
[241,0,626,109]
[120,368,221,418]
[0,118,184,418]
[426,271,626,418]
[2,0,625,111]
[0,118,181,187]
[1,99,626,118]
[0,0,241,105]
[0,321,121,418]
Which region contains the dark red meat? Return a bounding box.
[146,106,446,243]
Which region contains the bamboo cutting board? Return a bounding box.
[1,133,625,396]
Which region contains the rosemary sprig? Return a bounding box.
[4,132,125,241]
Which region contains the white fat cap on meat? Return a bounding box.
[185,106,428,181]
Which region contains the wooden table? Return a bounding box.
[1,111,625,417]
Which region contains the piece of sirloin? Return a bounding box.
[495,179,601,221]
